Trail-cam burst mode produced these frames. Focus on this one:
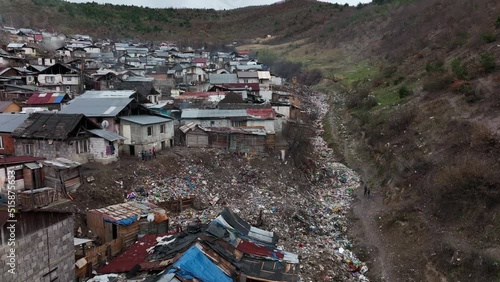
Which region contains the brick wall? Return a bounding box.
[0,134,16,156]
[14,139,89,164]
[0,216,74,282]
[89,138,118,164]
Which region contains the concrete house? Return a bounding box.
[11,112,121,164]
[237,71,259,84]
[0,209,75,282]
[0,113,30,156]
[36,63,82,96]
[119,115,174,155]
[59,90,151,133]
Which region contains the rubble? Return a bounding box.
[98,85,368,281]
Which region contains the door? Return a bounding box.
[129,145,135,156]
[122,124,131,144]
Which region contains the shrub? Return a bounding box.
[451,58,469,80]
[382,66,397,78]
[479,52,496,73]
[393,76,405,85]
[298,69,323,86]
[388,106,416,132]
[481,32,497,43]
[459,83,482,103]
[425,60,445,73]
[422,75,453,92]
[398,85,413,98]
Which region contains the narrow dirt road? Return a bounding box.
[349,187,396,282]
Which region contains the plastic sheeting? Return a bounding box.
[167,244,232,282]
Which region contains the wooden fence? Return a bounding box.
[75,237,124,279]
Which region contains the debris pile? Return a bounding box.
[84,86,368,281]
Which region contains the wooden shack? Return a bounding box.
[86,202,168,248]
[39,158,82,194]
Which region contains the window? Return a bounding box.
[44,76,55,83]
[75,140,89,154]
[147,126,153,136]
[24,144,34,155]
[160,124,165,133]
[231,121,246,127]
[65,77,71,82]
[0,136,3,149]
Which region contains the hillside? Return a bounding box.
[2,0,500,281]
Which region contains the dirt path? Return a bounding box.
[348,188,396,282]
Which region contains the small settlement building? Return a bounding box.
[0,113,30,156]
[180,123,267,153]
[87,202,168,248]
[0,101,21,113]
[119,115,174,155]
[11,112,120,164]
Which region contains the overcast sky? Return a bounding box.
[65,0,371,10]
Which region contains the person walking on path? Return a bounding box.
[364,185,368,196]
[152,146,156,158]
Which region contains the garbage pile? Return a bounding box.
[118,86,368,281]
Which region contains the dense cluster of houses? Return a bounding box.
[0,25,305,282]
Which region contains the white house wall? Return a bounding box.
[247,120,275,134]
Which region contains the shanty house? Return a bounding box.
[24,92,72,111]
[87,129,125,164]
[11,112,109,164]
[39,157,82,193]
[0,113,30,156]
[0,101,21,113]
[119,115,174,155]
[0,156,45,192]
[180,123,267,153]
[181,109,248,127]
[86,202,168,248]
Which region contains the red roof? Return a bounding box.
[237,240,284,260]
[98,234,172,274]
[246,108,275,119]
[191,58,208,64]
[0,156,45,165]
[26,92,68,105]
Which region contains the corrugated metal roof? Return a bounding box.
[40,157,81,168]
[88,129,126,141]
[209,74,238,84]
[60,98,133,117]
[79,90,137,99]
[125,76,154,82]
[0,156,45,165]
[0,114,30,132]
[7,43,25,49]
[0,101,16,112]
[237,71,259,78]
[246,108,275,120]
[257,71,271,80]
[119,115,171,125]
[25,92,69,105]
[181,109,247,119]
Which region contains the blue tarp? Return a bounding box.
[167,245,232,282]
[104,214,138,226]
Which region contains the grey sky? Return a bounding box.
[65,0,371,10]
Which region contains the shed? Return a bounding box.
[180,123,208,148]
[87,202,168,248]
[39,158,82,194]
